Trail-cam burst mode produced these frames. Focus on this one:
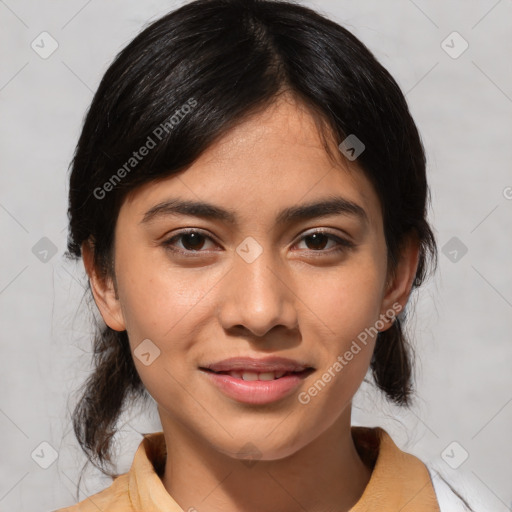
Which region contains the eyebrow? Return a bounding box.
[140,195,368,227]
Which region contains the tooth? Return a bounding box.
[229,371,242,379]
[259,372,276,381]
[275,371,286,379]
[242,371,259,381]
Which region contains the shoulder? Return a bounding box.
[52,432,167,511]
[51,473,131,512]
[352,426,477,511]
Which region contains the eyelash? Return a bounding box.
[161,228,355,257]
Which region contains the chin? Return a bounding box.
[211,426,311,463]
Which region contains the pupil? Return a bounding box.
[307,233,327,250]
[183,233,204,250]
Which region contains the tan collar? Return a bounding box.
[349,426,440,511]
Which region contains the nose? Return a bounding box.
[218,242,299,338]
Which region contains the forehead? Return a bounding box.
[120,96,382,230]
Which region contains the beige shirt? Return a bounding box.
[54,426,441,511]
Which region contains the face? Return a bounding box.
[86,95,416,461]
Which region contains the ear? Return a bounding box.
[379,234,420,332]
[81,238,126,332]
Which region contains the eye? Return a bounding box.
[162,229,217,255]
[162,228,354,257]
[294,230,355,255]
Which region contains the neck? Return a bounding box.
[160,408,372,512]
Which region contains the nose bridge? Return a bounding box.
[219,237,297,336]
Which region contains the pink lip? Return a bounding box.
[199,356,314,405]
[201,370,311,405]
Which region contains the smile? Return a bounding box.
[200,367,315,405]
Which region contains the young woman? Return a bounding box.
[56,0,476,510]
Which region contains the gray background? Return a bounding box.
[1,0,511,510]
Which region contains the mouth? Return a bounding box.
[200,366,315,405]
[198,356,315,404]
[200,367,315,381]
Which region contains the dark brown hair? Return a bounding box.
[65,0,438,485]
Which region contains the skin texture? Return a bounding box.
[83,94,419,512]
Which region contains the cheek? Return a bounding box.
[298,257,384,391]
[303,259,385,339]
[115,256,225,403]
[116,249,217,341]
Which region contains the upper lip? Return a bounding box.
[201,356,314,373]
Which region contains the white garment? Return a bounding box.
[431,473,471,511]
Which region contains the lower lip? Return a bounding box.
[201,370,309,405]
